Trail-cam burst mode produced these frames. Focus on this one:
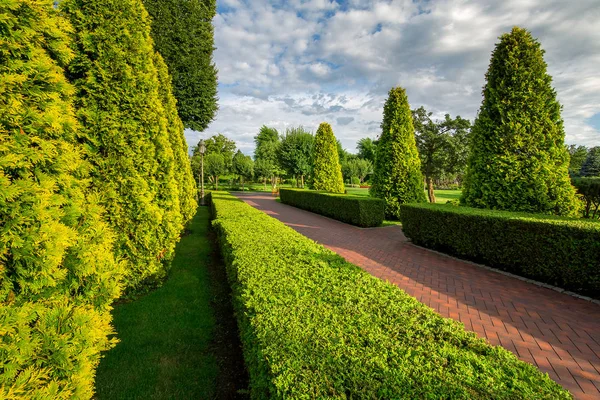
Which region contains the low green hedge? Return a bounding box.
[401,203,600,298]
[210,191,570,399]
[279,188,385,227]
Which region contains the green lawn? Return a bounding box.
[95,207,246,399]
[345,186,462,204]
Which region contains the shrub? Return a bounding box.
[279,189,384,227]
[370,87,426,219]
[63,0,185,294]
[0,1,122,397]
[312,123,345,193]
[401,203,600,298]
[462,27,578,216]
[210,192,570,399]
[572,177,600,219]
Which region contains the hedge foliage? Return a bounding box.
[462,27,578,216]
[210,191,570,399]
[0,1,123,397]
[370,87,426,219]
[312,122,345,193]
[63,0,194,293]
[400,203,600,298]
[279,189,384,227]
[572,177,600,219]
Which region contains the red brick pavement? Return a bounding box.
[234,192,600,400]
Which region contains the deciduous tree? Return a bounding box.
[278,126,314,188]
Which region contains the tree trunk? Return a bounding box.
[263,177,267,191]
[301,175,304,188]
[216,176,219,191]
[427,176,436,203]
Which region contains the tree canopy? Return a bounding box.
[278,126,314,187]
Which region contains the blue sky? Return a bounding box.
[186,0,600,154]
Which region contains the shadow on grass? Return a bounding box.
[95,207,248,399]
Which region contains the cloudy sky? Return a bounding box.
[185,0,600,155]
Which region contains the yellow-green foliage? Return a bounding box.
[370,87,426,219]
[62,0,186,293]
[154,53,197,225]
[0,1,123,397]
[312,122,345,193]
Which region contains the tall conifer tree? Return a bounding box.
[462,27,578,215]
[0,1,122,396]
[62,0,184,292]
[370,87,425,218]
[312,123,345,193]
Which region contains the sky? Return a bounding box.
[185,0,600,155]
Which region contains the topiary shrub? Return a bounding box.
[0,1,123,397]
[279,189,385,227]
[370,87,426,219]
[62,0,186,294]
[312,122,345,193]
[401,203,600,298]
[461,27,579,216]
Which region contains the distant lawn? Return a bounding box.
[95,207,247,399]
[345,186,462,204]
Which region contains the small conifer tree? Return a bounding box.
[0,1,122,396]
[370,87,426,218]
[462,27,578,215]
[312,123,345,193]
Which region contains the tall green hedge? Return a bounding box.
[62,0,184,293]
[312,122,345,193]
[210,192,569,399]
[279,189,385,227]
[154,53,197,225]
[0,1,123,397]
[401,203,600,298]
[370,87,426,219]
[462,27,578,216]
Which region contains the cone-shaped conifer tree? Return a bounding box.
[370,87,426,218]
[312,123,345,193]
[0,1,122,397]
[462,27,578,215]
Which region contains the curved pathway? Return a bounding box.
[234,192,600,400]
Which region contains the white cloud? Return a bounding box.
[187,0,600,154]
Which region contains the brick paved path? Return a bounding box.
[234,192,600,399]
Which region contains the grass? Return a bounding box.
[95,207,247,399]
[345,186,463,204]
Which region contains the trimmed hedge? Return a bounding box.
[401,203,600,298]
[279,188,385,227]
[210,191,570,399]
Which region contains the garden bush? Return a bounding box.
[279,189,384,227]
[210,191,570,399]
[401,203,600,298]
[572,177,600,219]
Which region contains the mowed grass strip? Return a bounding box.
[95,207,245,399]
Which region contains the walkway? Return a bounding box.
[234,192,600,400]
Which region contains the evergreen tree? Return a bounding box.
[142,0,218,131]
[154,53,197,224]
[462,27,578,215]
[312,123,345,193]
[370,87,426,218]
[581,146,600,177]
[62,0,185,292]
[0,1,122,396]
[567,145,589,177]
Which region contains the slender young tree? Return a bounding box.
[312,123,345,193]
[462,27,578,215]
[370,87,426,218]
[278,127,314,188]
[142,0,218,131]
[0,1,122,396]
[63,0,185,292]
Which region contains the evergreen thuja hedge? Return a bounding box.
[312,122,345,193]
[63,0,186,293]
[210,192,570,399]
[279,189,384,227]
[400,203,600,298]
[0,1,123,397]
